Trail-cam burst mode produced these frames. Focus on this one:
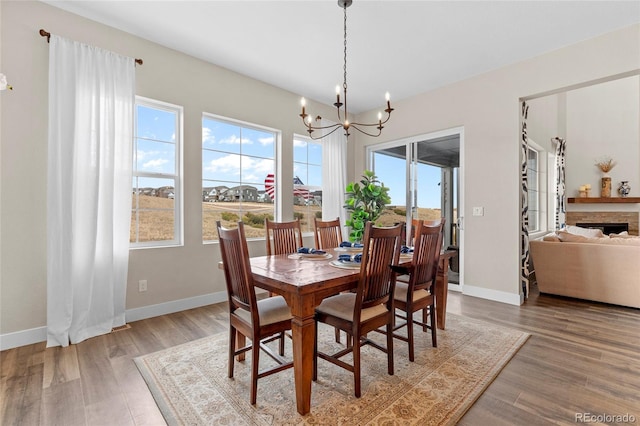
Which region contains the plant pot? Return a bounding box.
[601,176,612,198]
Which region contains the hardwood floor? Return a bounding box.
[2,286,639,425]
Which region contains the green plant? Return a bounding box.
[293,212,304,220]
[344,170,391,242]
[221,212,239,222]
[243,212,273,228]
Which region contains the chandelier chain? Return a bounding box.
[343,3,348,92]
[298,0,393,140]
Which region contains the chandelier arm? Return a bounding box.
[307,124,345,140]
[350,110,393,127]
[350,124,383,138]
[300,120,344,131]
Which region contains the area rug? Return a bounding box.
[134,314,529,425]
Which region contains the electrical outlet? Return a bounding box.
[138,280,148,292]
[472,206,484,216]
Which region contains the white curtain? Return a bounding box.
[321,120,348,237]
[46,35,135,347]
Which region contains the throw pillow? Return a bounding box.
[564,225,605,239]
[557,231,590,243]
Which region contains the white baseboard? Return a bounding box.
[125,291,227,322]
[0,326,48,351]
[461,284,523,306]
[0,291,228,351]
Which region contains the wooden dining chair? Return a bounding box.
[391,219,445,362]
[216,221,293,405]
[313,217,343,250]
[313,222,403,397]
[265,218,303,255]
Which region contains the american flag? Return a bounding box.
[264,173,312,201]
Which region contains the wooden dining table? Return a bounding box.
[243,247,457,415]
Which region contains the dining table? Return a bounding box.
[238,246,457,415]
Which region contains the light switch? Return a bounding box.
[472,207,484,216]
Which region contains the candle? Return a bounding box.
[585,184,591,190]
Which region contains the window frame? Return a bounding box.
[201,112,279,243]
[293,134,323,235]
[131,96,183,248]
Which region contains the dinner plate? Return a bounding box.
[329,259,362,269]
[335,246,364,253]
[288,253,332,260]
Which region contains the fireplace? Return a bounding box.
[566,212,639,236]
[576,222,629,235]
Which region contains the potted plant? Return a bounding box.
[344,170,391,242]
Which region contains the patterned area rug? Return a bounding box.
[135,314,529,425]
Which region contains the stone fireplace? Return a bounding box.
[566,212,639,235]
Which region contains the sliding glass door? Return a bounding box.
[368,128,463,286]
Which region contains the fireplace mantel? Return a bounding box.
[567,197,640,204]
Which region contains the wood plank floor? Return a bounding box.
[2,286,639,425]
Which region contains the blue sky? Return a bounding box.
[136,104,442,208]
[372,153,442,209]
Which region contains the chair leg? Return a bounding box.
[334,327,341,343]
[313,322,318,381]
[279,331,285,356]
[422,307,428,332]
[228,326,236,378]
[250,337,260,405]
[430,305,437,347]
[353,335,361,398]
[407,310,415,362]
[386,321,395,376]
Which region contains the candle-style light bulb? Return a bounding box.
[385,92,390,101]
[378,112,382,121]
[301,98,306,106]
[335,85,340,94]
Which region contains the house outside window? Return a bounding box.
[202,114,277,242]
[293,135,322,234]
[131,97,183,247]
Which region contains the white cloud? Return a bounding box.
[293,139,307,148]
[220,134,252,145]
[259,136,275,146]
[202,127,215,145]
[204,154,273,182]
[143,158,169,169]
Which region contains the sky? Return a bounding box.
[135,103,443,208]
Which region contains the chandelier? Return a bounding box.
[299,0,393,139]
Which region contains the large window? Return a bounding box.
[202,114,276,241]
[293,136,322,233]
[131,97,182,247]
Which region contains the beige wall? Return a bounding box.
[0,1,332,340]
[350,24,640,300]
[1,0,639,346]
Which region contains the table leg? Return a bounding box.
[291,314,315,415]
[435,258,449,330]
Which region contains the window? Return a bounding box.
[131,97,183,247]
[527,146,540,233]
[293,135,322,234]
[202,114,276,242]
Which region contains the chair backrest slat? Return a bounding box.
[314,217,343,250]
[355,222,403,313]
[410,219,445,293]
[217,221,258,319]
[265,219,303,255]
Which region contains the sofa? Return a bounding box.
[529,226,640,309]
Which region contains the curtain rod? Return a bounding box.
[39,29,143,65]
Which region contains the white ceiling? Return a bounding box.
[42,1,640,113]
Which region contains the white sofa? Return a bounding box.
[529,227,640,309]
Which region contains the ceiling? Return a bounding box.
[42,1,640,114]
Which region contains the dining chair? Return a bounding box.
[313,217,347,343]
[313,217,343,250]
[391,219,444,362]
[216,221,293,405]
[265,218,303,255]
[313,222,403,397]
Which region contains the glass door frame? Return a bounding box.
[366,126,465,289]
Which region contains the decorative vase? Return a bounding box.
[601,176,612,198]
[618,181,631,197]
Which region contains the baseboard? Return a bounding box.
[462,284,523,306]
[0,291,228,351]
[125,291,227,322]
[0,326,48,351]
